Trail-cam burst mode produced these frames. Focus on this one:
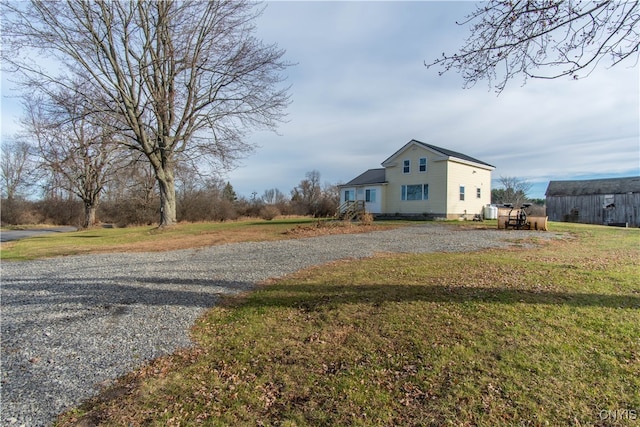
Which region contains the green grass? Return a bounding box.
[56,222,640,426]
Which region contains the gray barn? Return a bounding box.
[545,177,640,227]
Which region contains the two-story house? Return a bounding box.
[339,139,495,219]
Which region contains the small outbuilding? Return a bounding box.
[545,177,640,227]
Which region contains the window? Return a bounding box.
[459,186,465,201]
[401,184,429,201]
[356,188,364,200]
[403,159,410,174]
[344,190,354,202]
[406,185,422,200]
[476,188,481,199]
[365,189,376,202]
[419,157,427,173]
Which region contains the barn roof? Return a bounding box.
[342,168,386,186]
[546,176,640,196]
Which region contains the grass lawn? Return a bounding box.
[0,217,393,261]
[51,222,639,426]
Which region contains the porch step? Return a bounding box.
[336,200,365,220]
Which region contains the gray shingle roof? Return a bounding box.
[382,139,495,169]
[342,168,386,186]
[546,176,640,196]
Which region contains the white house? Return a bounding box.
[339,139,495,219]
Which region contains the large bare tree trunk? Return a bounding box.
[147,135,177,226]
[156,169,177,227]
[83,203,97,229]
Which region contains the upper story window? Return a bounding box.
[419,157,427,173]
[459,186,465,201]
[403,159,410,174]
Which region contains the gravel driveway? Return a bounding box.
[1,224,563,426]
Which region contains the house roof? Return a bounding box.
[382,139,495,169]
[546,176,640,196]
[342,168,386,186]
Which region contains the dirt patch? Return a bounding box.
[64,222,397,256]
[283,220,394,238]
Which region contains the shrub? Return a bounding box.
[259,205,280,221]
[99,198,158,227]
[359,212,374,225]
[34,198,83,226]
[0,198,45,225]
[212,199,239,221]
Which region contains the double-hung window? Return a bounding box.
[476,188,481,199]
[365,189,376,202]
[459,186,465,201]
[401,184,429,201]
[403,159,410,174]
[419,157,427,173]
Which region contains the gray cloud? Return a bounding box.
[2,2,637,199]
[227,2,638,199]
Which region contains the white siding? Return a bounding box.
[363,185,383,214]
[340,186,383,214]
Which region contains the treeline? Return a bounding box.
[0,166,340,227]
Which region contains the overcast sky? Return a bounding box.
[2,1,638,200]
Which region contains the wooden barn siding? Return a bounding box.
[546,193,640,227]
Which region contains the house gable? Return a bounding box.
[381,139,495,171]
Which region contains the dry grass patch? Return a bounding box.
[1,218,398,260]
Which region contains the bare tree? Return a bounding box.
[2,1,291,226]
[492,176,533,206]
[262,188,287,205]
[319,182,340,216]
[100,156,159,226]
[23,92,123,228]
[426,1,639,92]
[289,170,338,217]
[0,138,38,225]
[0,139,34,201]
[291,170,322,216]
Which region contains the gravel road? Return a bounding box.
[1,224,564,426]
